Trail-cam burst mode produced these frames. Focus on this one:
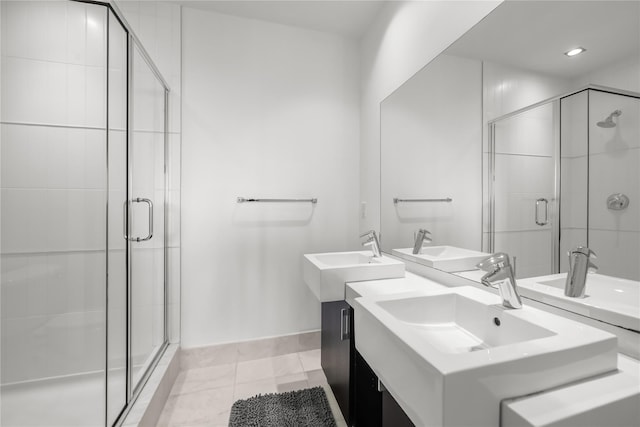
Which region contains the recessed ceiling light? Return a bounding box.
[565,47,586,57]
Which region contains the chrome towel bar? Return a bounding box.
[393,197,452,204]
[237,197,318,204]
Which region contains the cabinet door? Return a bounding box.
[321,301,352,424]
[382,391,415,427]
[354,351,382,427]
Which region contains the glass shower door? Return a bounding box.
[107,8,128,426]
[129,43,167,392]
[1,2,108,426]
[490,101,559,278]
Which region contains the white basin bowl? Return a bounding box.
[303,251,405,302]
[392,246,490,272]
[353,286,617,426]
[518,273,640,332]
[377,293,554,353]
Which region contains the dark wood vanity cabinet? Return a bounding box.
[321,301,414,427]
[321,300,355,424]
[353,351,382,427]
[382,390,415,427]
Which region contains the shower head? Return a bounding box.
[597,110,622,128]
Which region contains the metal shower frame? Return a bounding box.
[486,84,640,275]
[73,1,171,425]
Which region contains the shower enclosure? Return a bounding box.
[1,1,171,426]
[487,86,640,281]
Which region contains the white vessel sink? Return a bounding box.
[377,292,554,353]
[518,273,640,332]
[392,246,490,272]
[303,251,405,302]
[353,286,617,426]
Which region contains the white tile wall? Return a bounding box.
[588,149,640,232]
[482,61,571,124]
[494,230,553,279]
[560,228,588,272]
[493,101,555,156]
[589,91,640,154]
[560,156,587,229]
[482,67,567,274]
[577,57,640,94]
[589,230,640,281]
[560,90,588,158]
[493,153,554,233]
[1,0,181,386]
[1,125,106,190]
[586,90,640,280]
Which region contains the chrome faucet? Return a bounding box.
[412,229,432,254]
[360,230,381,257]
[476,253,522,309]
[565,246,597,298]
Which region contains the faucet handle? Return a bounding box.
[568,246,598,272]
[476,252,511,272]
[419,229,433,241]
[568,246,596,258]
[360,230,376,239]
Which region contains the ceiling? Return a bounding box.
[446,1,640,79]
[178,1,387,38]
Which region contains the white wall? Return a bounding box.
[181,8,360,348]
[577,57,640,94]
[587,91,640,281]
[359,1,502,234]
[380,54,483,252]
[1,0,108,383]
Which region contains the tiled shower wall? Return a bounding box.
[1,1,109,383]
[587,91,639,280]
[560,90,640,281]
[0,0,182,384]
[491,101,557,278]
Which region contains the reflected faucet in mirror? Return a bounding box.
[360,230,382,257]
[565,247,598,298]
[412,229,432,254]
[476,253,523,309]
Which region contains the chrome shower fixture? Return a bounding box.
[597,109,622,128]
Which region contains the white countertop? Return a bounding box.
[502,354,640,427]
[345,271,449,307]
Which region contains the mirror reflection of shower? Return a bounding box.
[597,109,622,128]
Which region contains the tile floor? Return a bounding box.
[157,349,348,426]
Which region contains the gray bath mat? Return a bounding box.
[228,386,337,427]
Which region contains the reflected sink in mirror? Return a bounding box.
[312,252,377,266]
[353,286,617,426]
[518,273,640,332]
[303,251,405,302]
[392,246,490,272]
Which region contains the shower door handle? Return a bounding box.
[127,198,154,242]
[535,198,549,226]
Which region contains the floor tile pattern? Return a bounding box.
[158,349,348,427]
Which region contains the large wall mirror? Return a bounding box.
[381,1,639,285]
